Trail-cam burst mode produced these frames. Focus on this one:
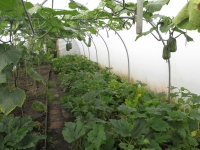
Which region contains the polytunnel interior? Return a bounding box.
[45,0,200,97]
[1,0,200,150]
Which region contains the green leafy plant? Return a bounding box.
[58,55,200,149]
[27,67,46,86]
[0,0,199,148]
[0,87,26,115]
[32,100,47,112]
[0,115,45,150]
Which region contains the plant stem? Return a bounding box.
[149,21,171,103]
[168,59,171,103]
[21,0,35,36]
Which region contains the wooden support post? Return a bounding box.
[136,0,144,34]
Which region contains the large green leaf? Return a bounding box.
[0,87,26,115]
[173,0,200,31]
[0,44,22,72]
[4,126,31,146]
[101,136,115,150]
[88,27,98,34]
[189,109,200,120]
[109,118,133,137]
[149,139,162,150]
[0,115,44,149]
[167,110,188,120]
[175,18,198,30]
[154,132,171,143]
[0,72,6,83]
[187,136,198,146]
[28,4,41,15]
[14,133,45,149]
[32,100,47,112]
[135,27,156,41]
[82,112,98,127]
[117,104,137,114]
[87,124,106,149]
[0,0,22,16]
[131,118,148,139]
[145,0,170,13]
[0,1,33,18]
[188,118,199,131]
[159,17,174,33]
[150,118,170,131]
[1,64,14,80]
[82,90,103,103]
[27,68,46,85]
[62,121,86,143]
[119,142,135,150]
[68,1,88,10]
[177,128,186,138]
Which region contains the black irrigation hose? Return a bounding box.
[115,31,130,82]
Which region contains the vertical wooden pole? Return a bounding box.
[136,0,144,34]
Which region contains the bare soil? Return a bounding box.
[10,65,72,150]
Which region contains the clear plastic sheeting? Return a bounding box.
[57,39,80,56]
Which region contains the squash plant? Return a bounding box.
[50,55,200,149]
[0,115,45,150]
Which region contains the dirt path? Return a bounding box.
[47,71,73,150]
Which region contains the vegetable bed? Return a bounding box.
[0,65,50,150]
[52,54,200,150]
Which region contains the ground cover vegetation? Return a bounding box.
[52,54,200,150]
[0,0,200,149]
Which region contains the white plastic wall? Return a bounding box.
[74,1,200,95]
[76,28,200,95]
[29,0,200,95]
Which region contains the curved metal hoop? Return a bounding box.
[98,33,111,70]
[115,31,130,82]
[91,36,98,63]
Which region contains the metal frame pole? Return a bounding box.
[98,33,111,71]
[91,36,98,63]
[115,31,130,82]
